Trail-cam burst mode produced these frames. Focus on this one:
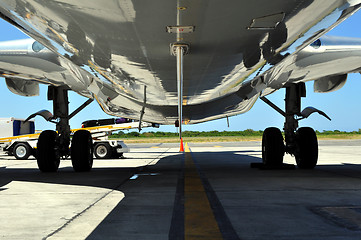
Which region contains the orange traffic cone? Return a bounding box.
[179,137,184,152]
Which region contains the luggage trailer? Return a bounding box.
[0,118,154,160]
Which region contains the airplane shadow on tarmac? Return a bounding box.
[0,151,261,190]
[0,151,261,238]
[86,152,361,239]
[1,151,361,239]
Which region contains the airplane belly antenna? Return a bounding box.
[167,4,194,151]
[171,43,189,151]
[177,46,183,140]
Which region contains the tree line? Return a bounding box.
[109,129,361,138]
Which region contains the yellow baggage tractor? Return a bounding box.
[0,117,156,160]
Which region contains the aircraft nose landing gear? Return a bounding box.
[31,86,94,172]
[260,83,330,169]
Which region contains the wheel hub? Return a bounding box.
[16,146,26,158]
[96,145,107,158]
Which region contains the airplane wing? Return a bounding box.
[0,1,360,125]
[0,1,361,171]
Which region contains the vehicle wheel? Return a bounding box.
[94,142,112,159]
[295,127,318,169]
[262,127,285,166]
[13,142,31,160]
[37,130,60,172]
[71,130,93,172]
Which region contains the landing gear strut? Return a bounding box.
[283,83,318,169]
[35,86,93,172]
[260,83,328,169]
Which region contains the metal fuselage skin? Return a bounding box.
[0,1,360,125]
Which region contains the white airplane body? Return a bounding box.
[0,1,359,171]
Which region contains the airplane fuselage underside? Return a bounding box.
[0,1,360,124]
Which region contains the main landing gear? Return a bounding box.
[34,86,94,172]
[260,83,330,169]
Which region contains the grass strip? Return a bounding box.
[118,134,361,143]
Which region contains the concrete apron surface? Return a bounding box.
[0,140,360,239]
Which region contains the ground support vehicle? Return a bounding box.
[0,118,154,160]
[0,118,39,160]
[78,119,156,159]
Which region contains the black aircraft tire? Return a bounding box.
[71,130,93,172]
[295,127,318,169]
[262,127,285,166]
[37,130,60,172]
[94,142,112,159]
[13,142,31,160]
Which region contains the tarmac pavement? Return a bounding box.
[0,140,360,239]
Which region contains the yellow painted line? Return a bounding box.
[151,146,159,148]
[0,133,41,143]
[0,123,133,143]
[213,145,222,148]
[184,145,223,239]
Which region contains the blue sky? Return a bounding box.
[0,11,360,133]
